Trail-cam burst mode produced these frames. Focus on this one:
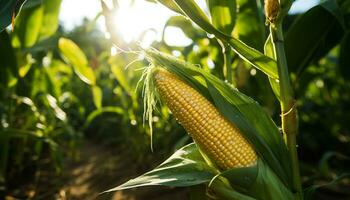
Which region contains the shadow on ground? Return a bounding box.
[55,141,188,200]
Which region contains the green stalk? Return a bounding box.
[270,23,302,199]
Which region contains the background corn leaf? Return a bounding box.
[233,0,265,50]
[110,62,130,91]
[92,85,103,109]
[304,173,350,200]
[285,0,346,74]
[12,0,44,48]
[207,0,237,36]
[39,0,62,39]
[84,106,124,128]
[106,143,216,191]
[45,94,67,121]
[318,151,350,178]
[58,37,96,85]
[226,38,278,79]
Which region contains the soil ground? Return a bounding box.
[57,140,188,200]
[4,140,188,200]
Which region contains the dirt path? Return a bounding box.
[56,141,187,200]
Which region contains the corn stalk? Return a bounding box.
[267,0,303,199]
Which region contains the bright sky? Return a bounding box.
[59,0,320,46]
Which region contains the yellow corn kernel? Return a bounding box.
[154,69,257,170]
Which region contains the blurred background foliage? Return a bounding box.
[0,0,349,199]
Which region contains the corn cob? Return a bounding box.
[154,69,257,170]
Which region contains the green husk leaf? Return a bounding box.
[12,2,44,48]
[219,159,294,200]
[249,159,294,200]
[105,143,216,192]
[144,49,292,188]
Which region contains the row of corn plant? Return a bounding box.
[107,0,350,199]
[0,0,92,197]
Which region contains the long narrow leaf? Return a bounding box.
[172,0,278,79]
[106,143,216,192]
[207,0,237,35]
[58,37,96,85]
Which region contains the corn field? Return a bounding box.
[0,0,350,199]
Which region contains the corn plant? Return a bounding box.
[0,0,86,195]
[107,0,350,199]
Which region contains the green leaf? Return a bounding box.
[163,16,202,39]
[157,0,184,14]
[189,184,209,200]
[209,178,257,200]
[58,37,96,85]
[221,163,258,190]
[45,94,67,121]
[12,1,44,48]
[285,0,345,74]
[173,0,225,38]
[264,34,280,100]
[110,63,130,91]
[318,151,350,178]
[215,159,294,200]
[105,143,216,192]
[226,38,278,79]
[92,85,102,109]
[304,173,350,200]
[84,106,124,128]
[233,0,265,50]
[39,0,62,38]
[170,0,278,79]
[207,0,237,35]
[0,0,26,32]
[249,159,294,200]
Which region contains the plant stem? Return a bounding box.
[270,23,303,199]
